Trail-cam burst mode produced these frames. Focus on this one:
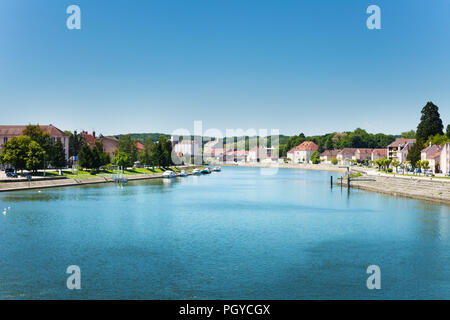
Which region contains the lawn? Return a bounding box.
[41,166,201,180]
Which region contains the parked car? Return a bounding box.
[6,171,18,178]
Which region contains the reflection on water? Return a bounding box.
[0,167,449,299]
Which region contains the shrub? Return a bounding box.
[331,158,338,165]
[387,168,393,173]
[89,169,98,175]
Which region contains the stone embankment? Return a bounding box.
[341,173,450,205]
[0,166,202,193]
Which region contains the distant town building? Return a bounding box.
[371,149,387,162]
[387,138,416,163]
[247,146,275,163]
[286,141,319,164]
[0,124,69,160]
[355,148,373,162]
[173,140,200,157]
[336,148,358,164]
[421,143,443,173]
[320,149,341,163]
[440,143,450,174]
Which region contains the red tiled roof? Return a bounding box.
[81,132,96,147]
[372,149,387,156]
[288,141,319,153]
[321,149,341,156]
[357,148,373,154]
[387,138,416,147]
[338,148,358,156]
[0,124,68,137]
[421,144,442,155]
[135,142,145,151]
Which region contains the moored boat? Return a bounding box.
[179,170,188,177]
[162,170,176,178]
[200,168,211,174]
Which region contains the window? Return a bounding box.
[3,137,7,144]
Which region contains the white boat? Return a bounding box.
[192,168,201,175]
[212,166,221,172]
[179,170,188,177]
[162,170,176,178]
[201,168,211,174]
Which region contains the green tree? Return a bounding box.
[421,160,430,172]
[0,136,45,172]
[447,124,450,138]
[407,141,423,168]
[311,151,321,164]
[67,131,83,158]
[0,136,32,171]
[51,140,67,168]
[401,130,416,139]
[26,141,45,171]
[426,134,450,146]
[78,144,94,169]
[22,125,51,153]
[117,135,138,163]
[416,102,444,142]
[331,158,338,165]
[392,160,400,173]
[113,152,132,168]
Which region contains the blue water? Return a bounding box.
[0,167,449,299]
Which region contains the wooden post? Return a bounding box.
[330,176,333,188]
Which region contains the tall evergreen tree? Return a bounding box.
[51,140,67,168]
[416,102,444,142]
[447,124,450,138]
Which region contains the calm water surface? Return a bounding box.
[0,167,449,299]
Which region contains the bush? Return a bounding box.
[387,168,393,173]
[331,158,338,165]
[89,169,98,175]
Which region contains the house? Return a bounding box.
[355,148,373,162]
[286,141,319,164]
[421,143,443,173]
[101,136,119,158]
[173,140,200,157]
[336,148,357,164]
[371,149,387,162]
[440,143,450,174]
[320,149,341,163]
[247,146,275,162]
[387,138,416,163]
[135,141,145,151]
[0,124,70,160]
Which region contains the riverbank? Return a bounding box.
[0,166,203,192]
[339,174,450,205]
[222,162,450,205]
[221,162,347,173]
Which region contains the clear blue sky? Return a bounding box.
[0,0,449,136]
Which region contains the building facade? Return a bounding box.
[387,138,416,163]
[287,141,319,164]
[0,124,70,160]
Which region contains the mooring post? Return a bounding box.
[347,175,350,188]
[330,176,333,188]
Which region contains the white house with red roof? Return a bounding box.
[287,141,319,164]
